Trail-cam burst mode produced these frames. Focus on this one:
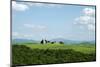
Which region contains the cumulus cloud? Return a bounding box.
[12,1,29,11]
[83,8,95,16]
[74,8,95,31]
[23,24,47,32]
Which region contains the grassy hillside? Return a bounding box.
[21,43,95,54]
[12,43,96,66]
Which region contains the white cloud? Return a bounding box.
[12,32,33,39]
[25,2,44,7]
[12,32,19,36]
[24,24,47,32]
[37,25,46,29]
[12,1,29,11]
[83,8,95,16]
[26,2,63,8]
[74,7,95,31]
[12,1,63,11]
[23,24,35,28]
[32,3,44,7]
[22,34,33,38]
[75,16,95,25]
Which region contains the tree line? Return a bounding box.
[40,39,64,44]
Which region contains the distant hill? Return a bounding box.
[50,38,80,44]
[12,39,38,44]
[12,38,95,44]
[50,38,95,44]
[89,40,96,44]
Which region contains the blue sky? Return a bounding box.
[12,1,96,41]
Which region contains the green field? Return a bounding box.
[12,43,96,65]
[20,43,95,54]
